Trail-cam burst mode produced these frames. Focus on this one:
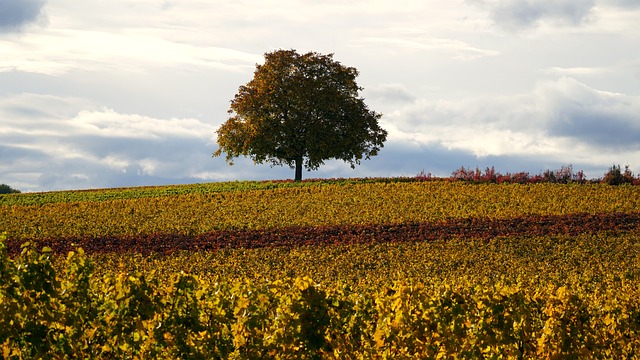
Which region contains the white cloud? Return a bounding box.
[70,108,214,140]
[384,77,640,160]
[0,28,260,76]
[587,3,640,36]
[544,66,609,76]
[0,1,498,76]
[0,93,221,191]
[363,35,500,61]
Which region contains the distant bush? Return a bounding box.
[415,169,434,180]
[601,164,636,185]
[444,164,589,184]
[450,166,498,183]
[416,163,640,185]
[541,164,587,184]
[0,184,20,194]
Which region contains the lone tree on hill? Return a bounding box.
[214,49,387,181]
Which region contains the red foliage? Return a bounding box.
[445,164,592,184]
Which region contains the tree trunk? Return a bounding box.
[294,157,303,181]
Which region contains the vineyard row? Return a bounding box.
[4,182,640,240]
[2,239,639,359]
[6,212,640,256]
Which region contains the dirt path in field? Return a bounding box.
[5,212,640,256]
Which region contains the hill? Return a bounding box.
[2,177,640,357]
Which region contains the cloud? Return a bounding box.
[383,77,640,162]
[2,80,639,192]
[306,139,607,180]
[363,84,416,104]
[0,0,46,32]
[0,29,260,76]
[362,32,499,60]
[0,93,225,191]
[544,66,608,76]
[472,0,596,30]
[605,0,640,8]
[537,78,640,149]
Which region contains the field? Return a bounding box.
[2,178,640,358]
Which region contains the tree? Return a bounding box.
[602,164,635,185]
[214,49,387,181]
[0,184,20,194]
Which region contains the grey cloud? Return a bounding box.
[0,93,92,122]
[0,145,48,173]
[550,111,640,151]
[0,94,221,191]
[67,135,219,179]
[0,0,46,31]
[548,102,640,151]
[605,0,640,8]
[314,140,608,180]
[363,84,416,104]
[35,160,203,191]
[1,134,222,192]
[540,79,640,150]
[474,0,596,30]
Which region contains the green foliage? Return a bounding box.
[0,235,97,359]
[0,184,20,194]
[0,180,315,206]
[0,178,414,206]
[214,49,387,181]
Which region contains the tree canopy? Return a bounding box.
[214,49,387,181]
[0,184,20,194]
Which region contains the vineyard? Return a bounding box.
[2,178,640,358]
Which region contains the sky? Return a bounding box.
[1,0,639,192]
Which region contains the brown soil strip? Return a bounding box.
[5,212,640,256]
